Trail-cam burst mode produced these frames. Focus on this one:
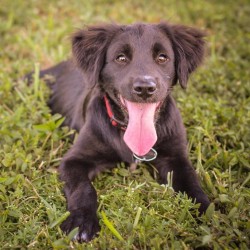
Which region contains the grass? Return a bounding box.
[0,0,249,249]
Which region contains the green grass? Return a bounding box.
[0,0,249,249]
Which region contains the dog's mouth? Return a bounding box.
[118,95,161,156]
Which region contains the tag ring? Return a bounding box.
[133,148,157,162]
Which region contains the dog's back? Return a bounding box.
[28,60,94,130]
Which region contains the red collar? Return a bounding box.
[104,95,127,131]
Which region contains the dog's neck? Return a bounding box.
[103,95,158,162]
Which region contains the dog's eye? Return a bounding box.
[115,54,128,64]
[156,54,169,64]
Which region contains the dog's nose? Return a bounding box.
[133,78,157,99]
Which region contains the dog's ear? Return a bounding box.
[159,23,206,88]
[72,24,120,85]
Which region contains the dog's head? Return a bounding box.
[72,23,206,156]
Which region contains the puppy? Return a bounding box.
[33,22,210,242]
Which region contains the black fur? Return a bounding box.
[32,22,210,242]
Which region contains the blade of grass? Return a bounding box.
[133,207,142,228]
[101,211,124,241]
[49,211,70,229]
[34,62,40,98]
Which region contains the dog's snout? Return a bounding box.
[133,78,157,99]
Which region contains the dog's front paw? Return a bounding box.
[61,208,100,242]
[197,194,210,215]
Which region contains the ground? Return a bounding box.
[0,0,249,249]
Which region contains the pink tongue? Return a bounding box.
[123,100,158,156]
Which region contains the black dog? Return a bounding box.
[33,22,210,242]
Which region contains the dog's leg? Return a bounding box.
[155,156,210,214]
[59,157,100,242]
